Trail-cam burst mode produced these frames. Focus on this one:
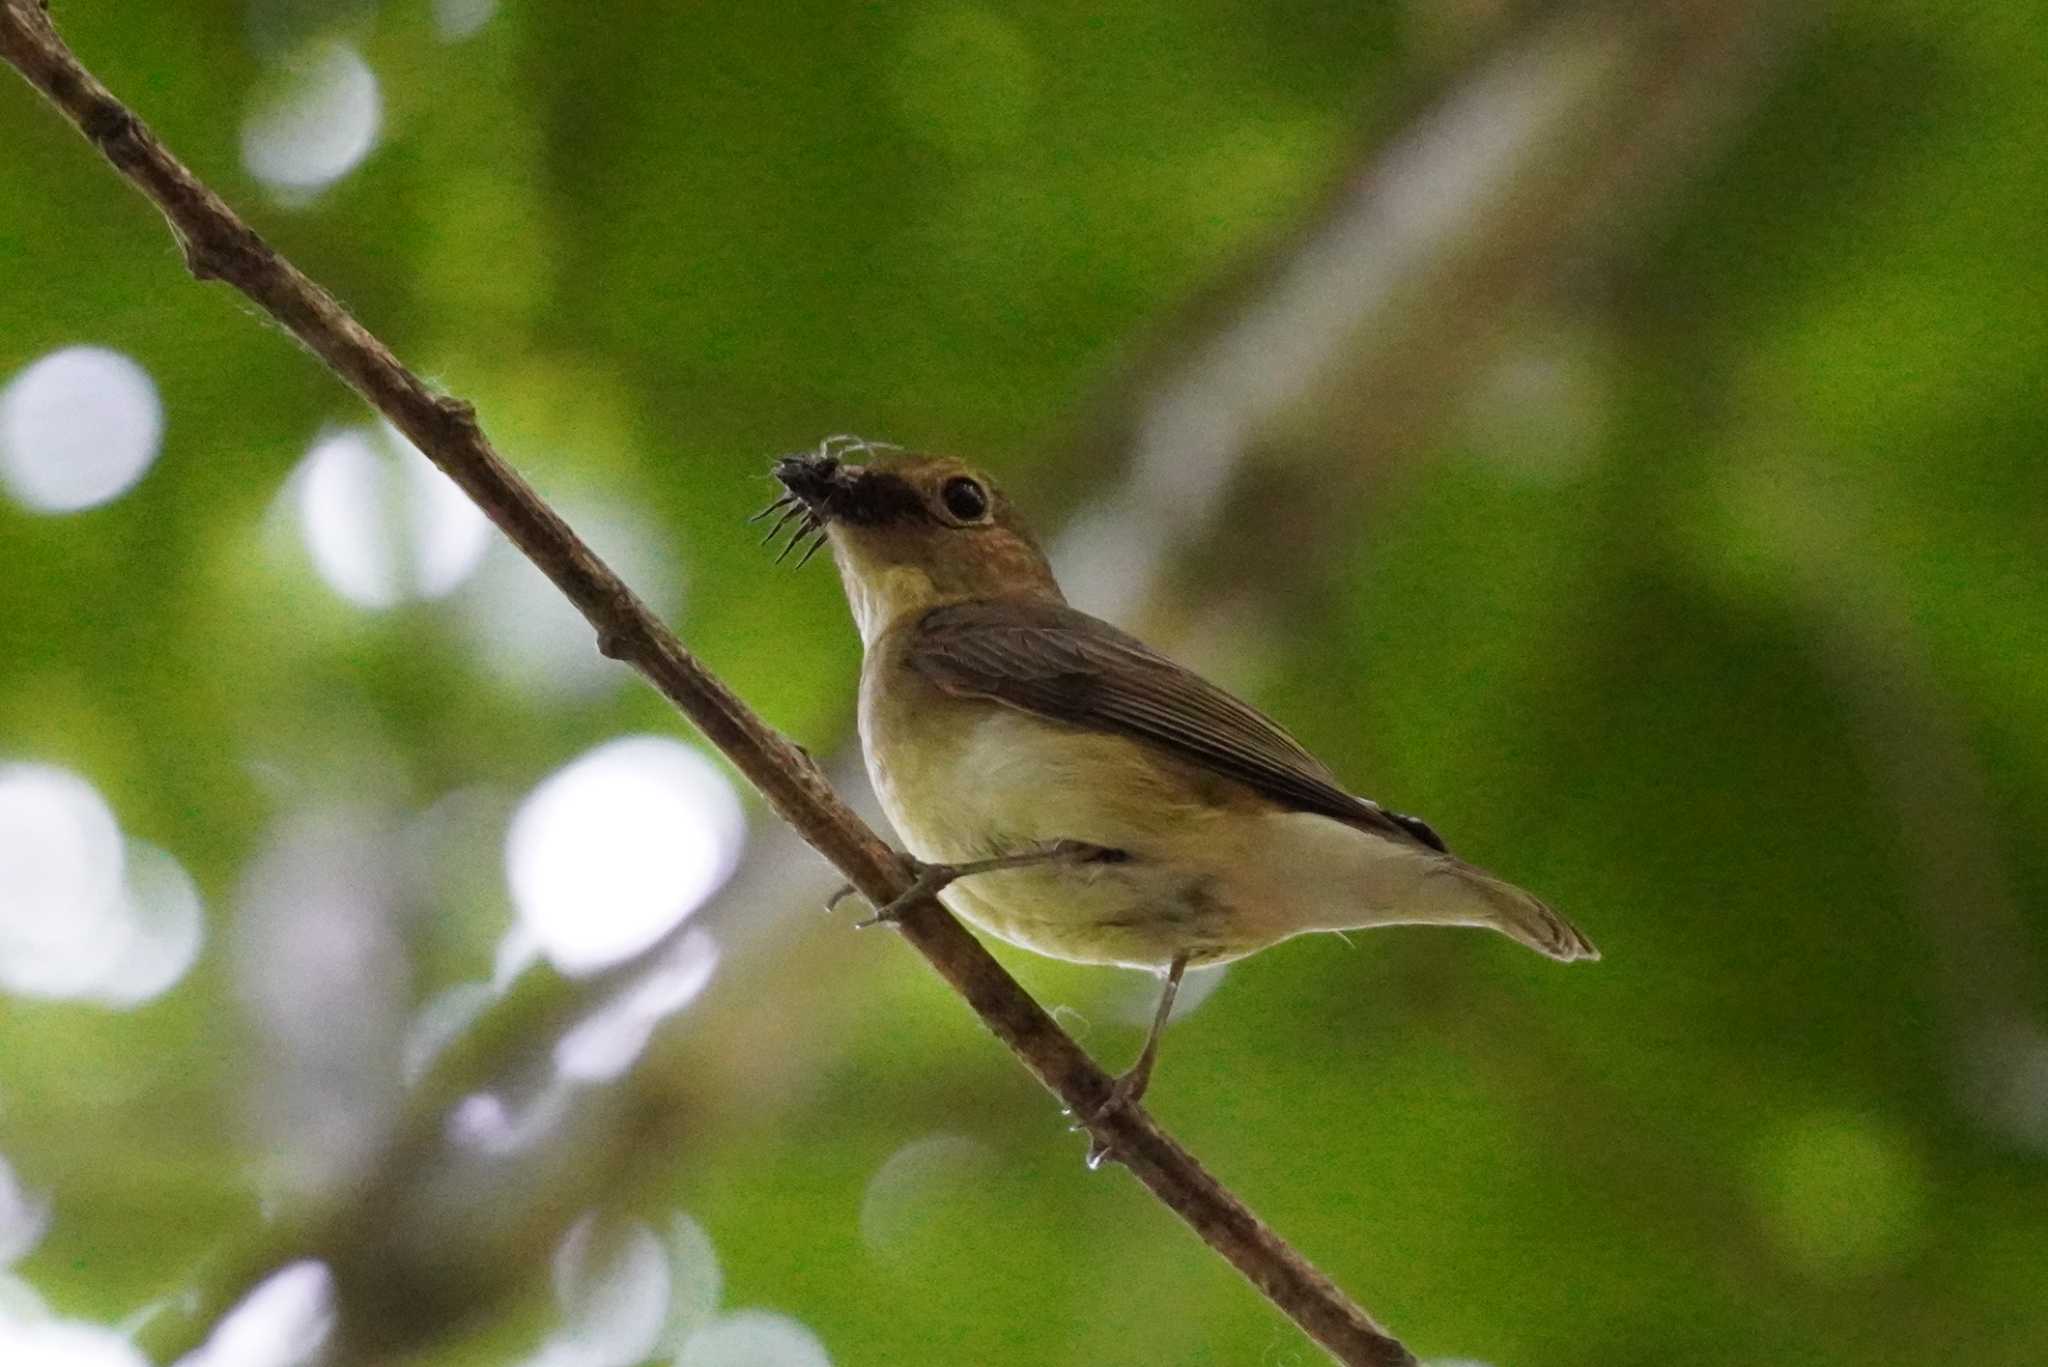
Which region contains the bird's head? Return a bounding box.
[766,439,1062,645]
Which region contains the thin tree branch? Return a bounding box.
[0,4,1413,1364]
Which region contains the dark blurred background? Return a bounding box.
[3,2,2044,1365]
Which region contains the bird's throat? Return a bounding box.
[843,561,941,648]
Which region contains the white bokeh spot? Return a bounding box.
[434,0,500,42]
[676,1310,831,1367]
[240,42,381,193]
[554,929,720,1082]
[507,738,745,975]
[0,1157,52,1268]
[0,763,123,994]
[0,1316,148,1367]
[293,423,490,609]
[660,1212,722,1354]
[174,1260,334,1367]
[94,841,206,1008]
[445,1085,573,1158]
[0,347,163,514]
[0,1271,51,1324]
[0,765,205,1007]
[519,1215,669,1367]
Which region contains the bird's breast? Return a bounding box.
[860,668,1189,862]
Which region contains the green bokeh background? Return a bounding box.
[3,2,2045,1365]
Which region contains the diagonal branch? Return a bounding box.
[0,3,1414,1363]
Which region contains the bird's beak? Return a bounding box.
[752,451,854,567]
[773,450,850,519]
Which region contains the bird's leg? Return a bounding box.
[839,839,1119,928]
[1082,953,1188,1169]
[1118,952,1188,1109]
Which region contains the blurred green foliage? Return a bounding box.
[3,2,2045,1365]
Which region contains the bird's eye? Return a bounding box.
[940,476,990,522]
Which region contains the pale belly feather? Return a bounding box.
[860,680,1294,969]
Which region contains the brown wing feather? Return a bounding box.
[906,600,1444,850]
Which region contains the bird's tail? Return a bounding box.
[1431,857,1599,962]
[1262,811,1599,961]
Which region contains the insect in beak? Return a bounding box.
[748,493,824,566]
[754,434,901,568]
[750,475,829,568]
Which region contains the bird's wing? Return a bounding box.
[905,599,1444,851]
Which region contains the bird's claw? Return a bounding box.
[860,857,961,926]
[825,856,959,928]
[1068,1070,1149,1170]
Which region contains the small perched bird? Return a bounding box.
[760,437,1596,1113]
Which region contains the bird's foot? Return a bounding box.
[853,856,957,929]
[1071,1066,1153,1170]
[819,859,950,928]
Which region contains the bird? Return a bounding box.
[757,435,1596,1120]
